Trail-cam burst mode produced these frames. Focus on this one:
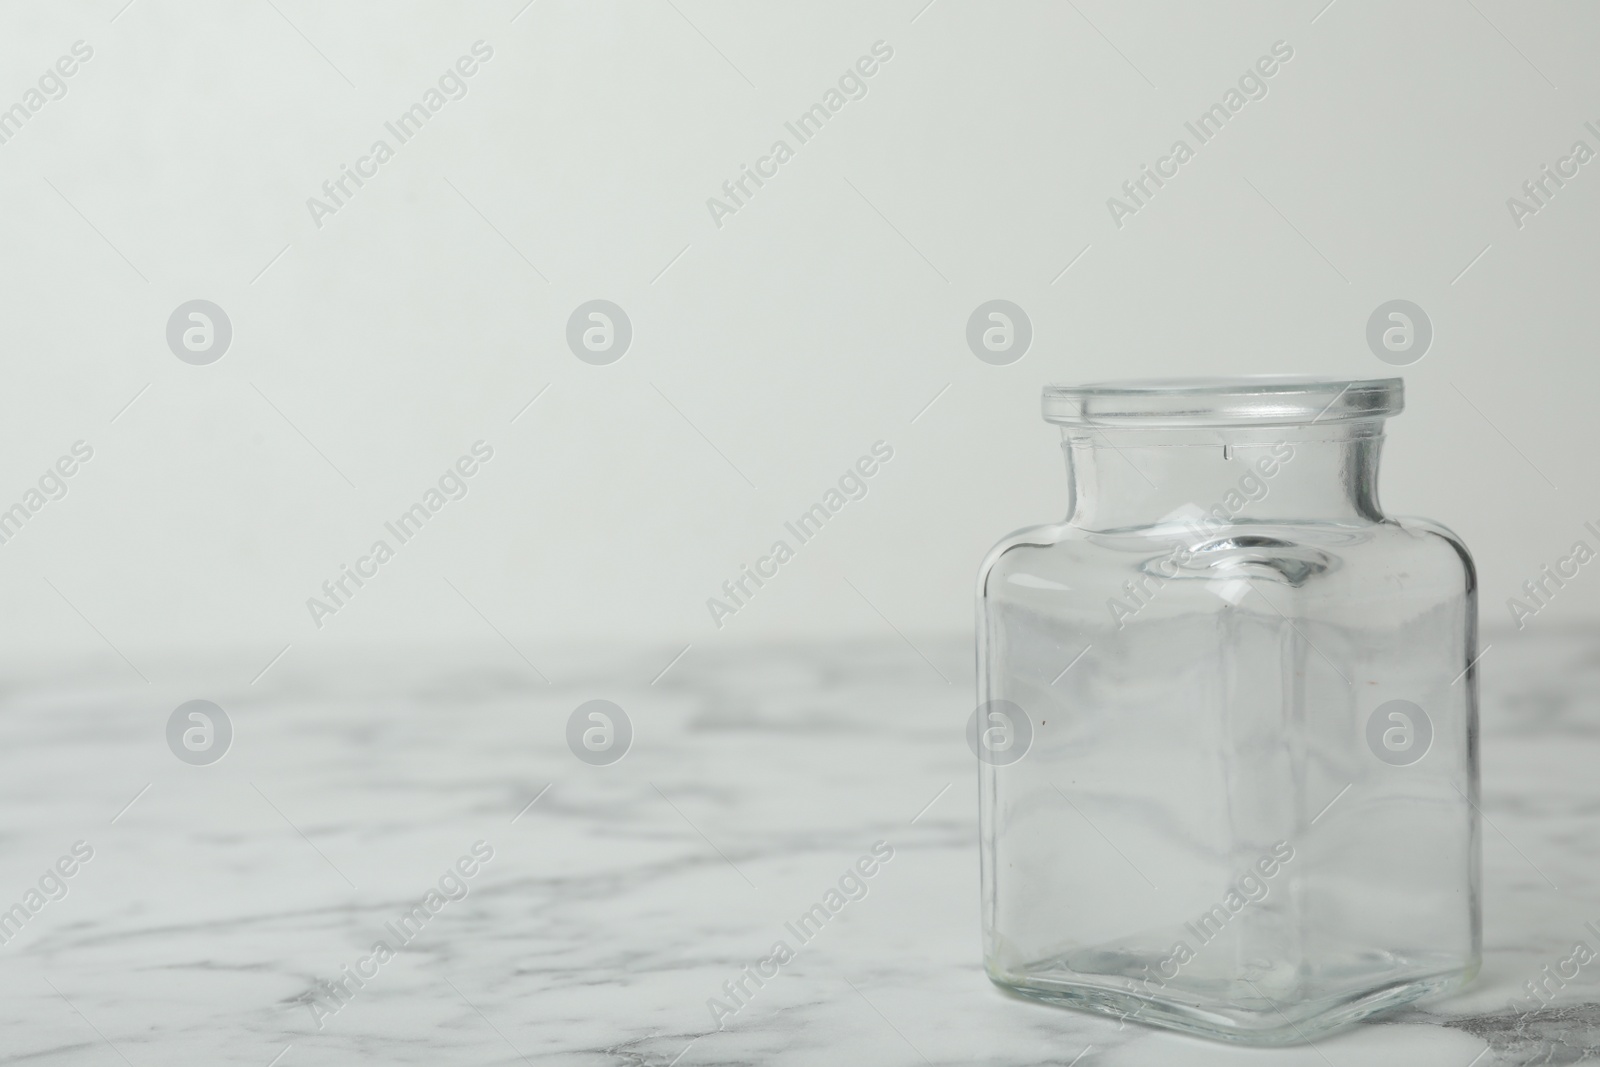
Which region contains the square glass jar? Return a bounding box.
[975,377,1479,1044]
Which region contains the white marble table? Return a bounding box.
[0,627,1595,1066]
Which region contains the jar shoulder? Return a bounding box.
[976,523,1065,598]
[979,516,1475,597]
[1389,515,1478,587]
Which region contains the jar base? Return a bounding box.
[988,957,1473,1045]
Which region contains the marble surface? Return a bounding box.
[1,627,1598,1066]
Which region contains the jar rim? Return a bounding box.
[1042,376,1403,427]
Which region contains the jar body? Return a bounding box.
[976,389,1479,1044]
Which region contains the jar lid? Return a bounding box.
[1042,376,1403,427]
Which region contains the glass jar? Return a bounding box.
[975,377,1479,1044]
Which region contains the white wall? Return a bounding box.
[0,0,1595,682]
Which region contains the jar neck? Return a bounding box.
[1061,421,1387,532]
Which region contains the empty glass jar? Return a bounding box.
[975,377,1479,1044]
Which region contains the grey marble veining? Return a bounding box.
[0,627,1597,1066]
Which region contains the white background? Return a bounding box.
[1,0,1596,684]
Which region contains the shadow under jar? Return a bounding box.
[976,377,1479,1045]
